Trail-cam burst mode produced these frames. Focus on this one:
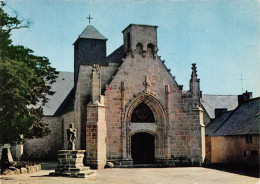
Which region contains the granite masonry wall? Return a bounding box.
[74,63,119,151]
[104,51,203,164]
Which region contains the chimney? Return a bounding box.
[238,91,253,105]
[214,108,227,118]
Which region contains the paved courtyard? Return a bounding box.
[0,163,259,184]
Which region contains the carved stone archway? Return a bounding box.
[122,93,169,160]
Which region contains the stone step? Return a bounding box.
[55,166,91,173]
[50,170,95,178]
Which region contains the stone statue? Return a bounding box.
[67,123,76,150]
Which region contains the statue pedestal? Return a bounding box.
[49,150,94,178]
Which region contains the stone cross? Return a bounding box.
[143,75,150,92]
[87,14,93,24]
[67,123,76,150]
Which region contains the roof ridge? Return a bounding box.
[203,94,238,96]
[241,97,260,103]
[211,97,260,136]
[107,45,124,58]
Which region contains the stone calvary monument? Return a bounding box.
[49,123,94,178]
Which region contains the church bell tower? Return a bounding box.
[122,24,158,58]
[73,22,107,83]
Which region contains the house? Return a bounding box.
[200,94,238,126]
[205,92,260,166]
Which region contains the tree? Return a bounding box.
[0,2,58,145]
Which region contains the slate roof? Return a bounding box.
[206,111,233,136]
[106,45,125,63]
[206,97,260,136]
[42,72,74,116]
[74,24,107,44]
[201,94,238,119]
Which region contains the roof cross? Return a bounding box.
[143,75,151,92]
[87,14,93,24]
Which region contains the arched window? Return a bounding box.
[136,43,143,54]
[131,102,155,123]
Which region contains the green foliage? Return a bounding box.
[0,2,58,144]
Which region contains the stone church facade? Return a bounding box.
[23,23,205,169]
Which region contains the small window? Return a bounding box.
[91,41,96,49]
[245,135,253,143]
[251,150,258,157]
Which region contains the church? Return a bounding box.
[22,23,206,169]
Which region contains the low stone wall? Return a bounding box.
[1,164,41,175]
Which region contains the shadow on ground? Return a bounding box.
[205,164,259,178]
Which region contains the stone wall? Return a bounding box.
[210,135,259,166]
[23,117,62,160]
[205,136,211,164]
[74,63,119,150]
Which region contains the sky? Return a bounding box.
[3,0,260,97]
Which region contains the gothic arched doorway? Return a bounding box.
[131,133,155,164]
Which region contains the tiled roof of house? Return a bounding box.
[206,97,260,136]
[201,94,238,119]
[206,111,233,136]
[42,72,74,116]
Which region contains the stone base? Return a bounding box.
[171,157,202,167]
[85,161,106,170]
[156,158,175,166]
[109,159,133,168]
[110,158,201,168]
[49,150,94,178]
